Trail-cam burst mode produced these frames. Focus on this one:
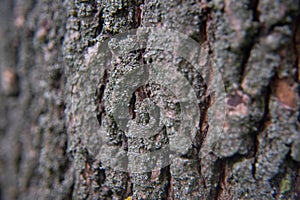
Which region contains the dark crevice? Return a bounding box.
[239,0,261,84]
[199,15,208,44]
[194,92,210,181]
[95,84,105,125]
[251,77,272,179]
[129,93,136,120]
[212,158,226,200]
[50,69,63,89]
[66,182,75,200]
[136,1,144,28]
[250,132,259,179]
[167,176,174,200]
[15,140,22,176]
[250,0,260,22]
[94,7,104,37]
[198,1,212,44]
[94,161,106,194]
[58,154,72,183]
[95,69,108,127]
[162,165,172,200]
[126,181,133,200]
[239,26,261,85]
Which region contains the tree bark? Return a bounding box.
[0,0,299,199]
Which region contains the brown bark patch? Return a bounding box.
[274,79,297,110]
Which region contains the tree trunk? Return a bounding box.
[0,0,299,199]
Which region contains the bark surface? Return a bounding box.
[0,0,299,199]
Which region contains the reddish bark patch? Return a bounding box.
[274,79,297,110]
[1,68,19,95]
[82,161,93,187]
[226,92,250,116]
[227,94,243,107]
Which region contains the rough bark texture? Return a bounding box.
[0,0,300,199]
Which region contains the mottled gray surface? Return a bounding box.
[0,0,299,199]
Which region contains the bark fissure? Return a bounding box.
[239,0,261,85]
[214,158,226,200]
[251,83,272,179]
